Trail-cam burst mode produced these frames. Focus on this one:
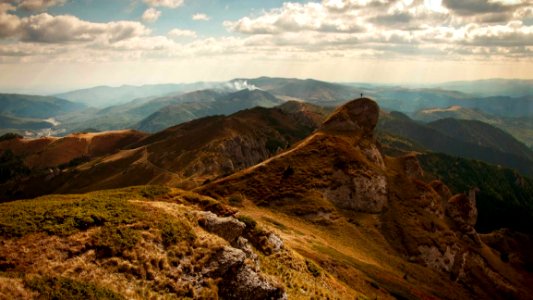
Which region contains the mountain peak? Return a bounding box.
[320,97,379,136]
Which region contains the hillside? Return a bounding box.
[136,89,284,133]
[435,79,533,97]
[0,130,147,171]
[413,106,533,149]
[427,118,533,161]
[0,186,337,299]
[1,98,533,299]
[0,93,86,119]
[197,98,533,299]
[0,103,328,200]
[414,105,493,123]
[377,112,533,176]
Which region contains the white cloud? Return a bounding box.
[0,3,20,38]
[0,0,532,67]
[168,28,197,38]
[16,0,66,11]
[143,0,183,8]
[21,14,150,43]
[192,13,210,21]
[142,8,161,23]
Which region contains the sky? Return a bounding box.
[0,0,532,94]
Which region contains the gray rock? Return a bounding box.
[204,246,246,276]
[196,211,246,243]
[218,264,286,300]
[205,246,286,300]
[266,233,283,253]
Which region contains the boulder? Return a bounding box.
[205,246,286,300]
[196,211,246,243]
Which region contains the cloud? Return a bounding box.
[1,0,532,65]
[192,13,210,21]
[442,0,522,16]
[16,0,66,11]
[220,0,533,60]
[142,8,161,22]
[143,0,183,8]
[17,13,150,43]
[0,3,21,38]
[168,28,197,38]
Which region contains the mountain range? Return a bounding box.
[1,79,533,299]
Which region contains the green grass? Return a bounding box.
[91,226,141,258]
[0,187,175,238]
[159,219,196,248]
[140,185,171,199]
[25,275,124,300]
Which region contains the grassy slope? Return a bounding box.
[0,186,358,299]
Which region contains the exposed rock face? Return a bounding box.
[447,188,481,246]
[196,211,246,243]
[358,143,386,169]
[321,98,379,136]
[418,245,457,272]
[401,154,424,178]
[323,169,387,213]
[447,188,478,227]
[206,247,286,300]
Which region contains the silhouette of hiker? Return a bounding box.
[360,93,363,98]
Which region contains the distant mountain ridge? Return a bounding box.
[0,93,86,119]
[55,82,217,108]
[135,89,284,132]
[378,112,533,176]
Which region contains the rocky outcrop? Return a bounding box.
[321,98,379,136]
[323,169,387,213]
[418,245,457,272]
[195,211,286,299]
[447,188,481,246]
[205,247,286,300]
[401,154,424,178]
[196,211,246,243]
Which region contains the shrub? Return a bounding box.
[25,276,124,300]
[0,149,30,183]
[91,226,140,258]
[305,259,321,277]
[159,219,196,248]
[0,133,22,142]
[237,215,257,230]
[140,185,170,199]
[0,194,140,238]
[228,193,244,206]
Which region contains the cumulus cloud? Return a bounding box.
[0,3,20,38]
[168,28,197,38]
[16,0,66,11]
[19,13,150,43]
[192,13,210,21]
[222,0,533,59]
[142,8,161,22]
[0,0,532,64]
[143,0,183,8]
